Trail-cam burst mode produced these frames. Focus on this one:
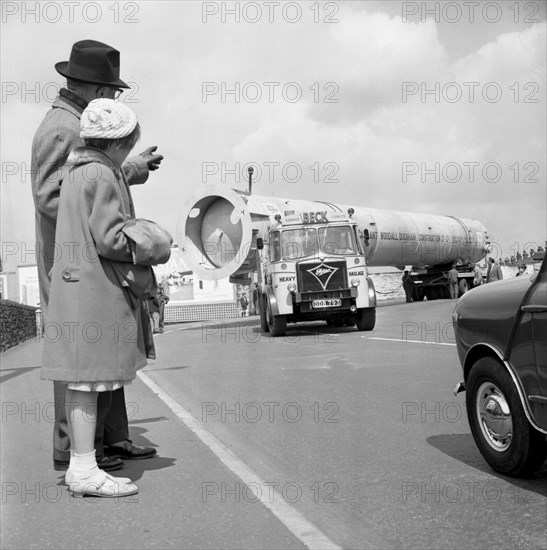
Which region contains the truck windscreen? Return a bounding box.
[281,225,357,259]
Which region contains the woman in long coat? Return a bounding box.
[41,99,171,497]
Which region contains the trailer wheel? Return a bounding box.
[356,308,375,331]
[266,300,286,337]
[412,287,425,301]
[459,279,469,296]
[426,287,440,300]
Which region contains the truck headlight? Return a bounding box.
[351,278,360,287]
[287,283,297,293]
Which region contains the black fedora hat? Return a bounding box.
[55,39,129,89]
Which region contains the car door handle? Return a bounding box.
[521,305,547,313]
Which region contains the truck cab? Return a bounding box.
[258,210,376,336]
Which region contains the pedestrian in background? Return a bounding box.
[240,293,248,317]
[157,276,170,333]
[485,258,494,283]
[401,270,414,303]
[472,263,483,287]
[489,260,504,282]
[448,264,459,299]
[252,283,259,315]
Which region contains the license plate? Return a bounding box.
[312,299,342,308]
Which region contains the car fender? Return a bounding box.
[464,342,547,435]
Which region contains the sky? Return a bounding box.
[1,0,546,274]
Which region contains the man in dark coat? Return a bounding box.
[31,40,162,471]
[402,270,414,303]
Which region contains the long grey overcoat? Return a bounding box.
[41,147,166,383]
[31,89,149,316]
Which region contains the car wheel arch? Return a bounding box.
[464,343,547,436]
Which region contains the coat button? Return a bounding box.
[62,271,71,280]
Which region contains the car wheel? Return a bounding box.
[466,357,547,477]
[356,308,376,331]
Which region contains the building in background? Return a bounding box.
[154,246,237,322]
[17,265,40,307]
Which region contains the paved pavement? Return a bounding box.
[1,300,546,549]
[1,317,304,550]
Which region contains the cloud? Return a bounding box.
[1,2,545,270]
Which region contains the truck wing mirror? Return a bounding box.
[256,238,264,250]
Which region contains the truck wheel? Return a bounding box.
[356,308,375,331]
[466,357,547,477]
[266,300,286,337]
[259,296,269,333]
[459,279,469,296]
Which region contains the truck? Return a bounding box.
[255,208,376,336]
[178,185,491,332]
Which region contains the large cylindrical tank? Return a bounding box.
[178,187,490,280]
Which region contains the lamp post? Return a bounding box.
[248,166,254,195]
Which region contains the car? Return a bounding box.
[452,253,547,477]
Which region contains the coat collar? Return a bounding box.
[52,88,87,118]
[67,146,121,174]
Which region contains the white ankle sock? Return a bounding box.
[68,450,105,484]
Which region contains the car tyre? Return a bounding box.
[466,357,547,477]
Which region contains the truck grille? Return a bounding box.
[297,260,348,293]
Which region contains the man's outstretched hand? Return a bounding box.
[140,146,164,171]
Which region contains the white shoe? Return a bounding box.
[66,469,138,498]
[105,472,132,484]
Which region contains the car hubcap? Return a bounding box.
[476,382,512,451]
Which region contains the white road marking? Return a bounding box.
[281,365,332,370]
[366,337,456,346]
[138,371,342,550]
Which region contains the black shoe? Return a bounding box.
[53,456,124,472]
[105,440,157,460]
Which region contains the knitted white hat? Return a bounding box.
[80,98,137,139]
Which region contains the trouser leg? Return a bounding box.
[53,381,70,462]
[103,387,129,447]
[158,302,165,330]
[95,390,113,457]
[404,288,412,303]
